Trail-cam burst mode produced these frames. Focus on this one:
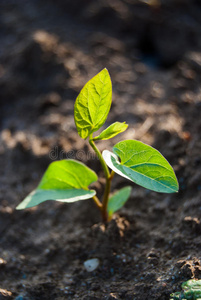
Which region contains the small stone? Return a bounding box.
[84,258,100,272]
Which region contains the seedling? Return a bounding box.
[170,279,201,300]
[16,68,179,222]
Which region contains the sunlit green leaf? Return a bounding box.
[103,140,179,193]
[37,159,97,190]
[74,68,112,139]
[16,160,98,209]
[93,122,128,141]
[107,186,132,217]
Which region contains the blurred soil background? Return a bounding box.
[0,0,201,299]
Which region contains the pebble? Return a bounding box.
[83,258,100,272]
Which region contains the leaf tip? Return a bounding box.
[16,203,25,210]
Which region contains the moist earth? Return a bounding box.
[0,1,201,299]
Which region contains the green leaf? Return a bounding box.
[38,159,97,190]
[74,68,112,139]
[16,160,98,209]
[93,122,128,141]
[16,189,96,210]
[103,140,179,193]
[107,186,132,217]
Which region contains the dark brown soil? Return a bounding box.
[0,1,201,299]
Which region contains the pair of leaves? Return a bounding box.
[74,68,128,141]
[17,138,178,211]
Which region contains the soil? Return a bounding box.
[0,1,201,299]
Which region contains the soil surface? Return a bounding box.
[0,1,201,299]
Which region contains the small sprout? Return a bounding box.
[16,68,179,222]
[170,279,201,300]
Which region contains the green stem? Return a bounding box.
[89,135,111,222]
[89,136,110,178]
[102,173,112,222]
[92,195,102,210]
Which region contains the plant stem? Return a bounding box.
[89,135,112,222]
[89,136,110,178]
[101,173,112,222]
[92,195,102,210]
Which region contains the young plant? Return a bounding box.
[16,68,179,222]
[170,279,201,300]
